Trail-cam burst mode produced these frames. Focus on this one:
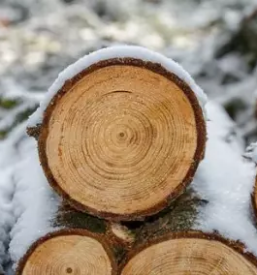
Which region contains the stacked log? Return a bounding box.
[17,47,257,274]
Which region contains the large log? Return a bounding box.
[28,57,206,221]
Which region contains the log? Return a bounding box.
[29,57,206,221]
[16,229,117,275]
[120,231,257,275]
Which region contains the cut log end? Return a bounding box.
[108,223,135,246]
[38,58,206,220]
[16,229,117,275]
[120,232,257,275]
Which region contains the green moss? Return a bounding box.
[130,188,206,244]
[54,205,107,234]
[0,98,19,109]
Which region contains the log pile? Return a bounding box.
[17,51,257,274]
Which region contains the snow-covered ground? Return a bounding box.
[1,0,257,274]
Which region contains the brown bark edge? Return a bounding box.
[251,178,257,225]
[119,230,257,273]
[32,58,207,221]
[16,228,118,275]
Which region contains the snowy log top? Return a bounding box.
[27,45,207,127]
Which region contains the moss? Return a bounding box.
[54,204,107,234]
[122,188,207,245]
[0,98,19,109]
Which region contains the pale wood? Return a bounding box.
[37,59,206,220]
[121,232,257,275]
[108,223,135,246]
[17,230,117,275]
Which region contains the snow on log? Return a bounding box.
[193,102,257,254]
[16,229,117,275]
[27,45,206,221]
[120,232,257,275]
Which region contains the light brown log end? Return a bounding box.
[120,231,257,275]
[38,58,206,221]
[16,229,117,275]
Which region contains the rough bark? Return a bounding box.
[28,57,206,221]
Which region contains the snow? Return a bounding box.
[0,122,59,270]
[193,101,257,254]
[9,144,59,267]
[27,45,207,128]
[245,142,257,164]
[0,170,14,274]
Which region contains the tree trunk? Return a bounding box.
[27,57,206,221]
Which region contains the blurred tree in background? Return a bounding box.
[0,0,256,142]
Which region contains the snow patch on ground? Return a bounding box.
[194,101,257,254]
[0,122,59,269]
[27,45,207,127]
[0,170,15,274]
[9,145,59,266]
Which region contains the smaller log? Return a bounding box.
[16,229,117,275]
[120,231,257,275]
